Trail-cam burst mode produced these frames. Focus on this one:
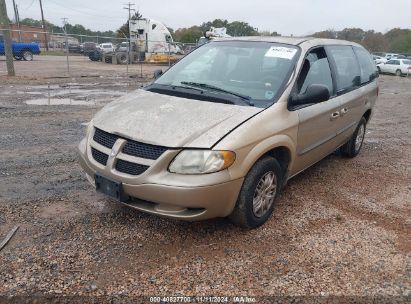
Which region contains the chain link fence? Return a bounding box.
[0,28,196,79]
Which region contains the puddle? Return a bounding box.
[25,98,97,106]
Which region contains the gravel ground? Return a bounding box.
[0,72,410,303]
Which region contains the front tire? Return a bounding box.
[341,117,367,158]
[229,157,283,228]
[22,50,33,61]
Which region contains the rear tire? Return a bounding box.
[22,50,33,61]
[13,55,23,61]
[341,117,367,158]
[116,52,128,64]
[396,69,402,76]
[377,66,381,73]
[229,156,283,228]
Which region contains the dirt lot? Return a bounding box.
[0,57,410,303]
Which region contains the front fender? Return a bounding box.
[227,134,296,180]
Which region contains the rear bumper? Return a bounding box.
[78,138,243,221]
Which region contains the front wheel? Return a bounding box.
[341,117,367,158]
[22,50,33,61]
[229,157,283,228]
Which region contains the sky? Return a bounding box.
[5,0,411,36]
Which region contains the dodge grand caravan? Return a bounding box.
[78,37,378,228]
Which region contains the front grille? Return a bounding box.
[93,128,118,149]
[123,140,167,160]
[91,147,109,166]
[116,159,149,175]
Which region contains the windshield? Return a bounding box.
[153,41,299,107]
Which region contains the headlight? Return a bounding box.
[169,150,236,174]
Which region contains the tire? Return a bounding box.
[116,52,128,64]
[22,50,33,61]
[396,69,402,76]
[229,156,283,228]
[13,55,23,61]
[377,66,381,73]
[341,117,367,158]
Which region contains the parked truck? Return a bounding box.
[0,35,41,61]
[129,18,182,56]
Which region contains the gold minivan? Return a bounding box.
[78,37,378,228]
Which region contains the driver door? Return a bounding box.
[291,47,342,175]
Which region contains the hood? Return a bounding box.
[93,89,261,148]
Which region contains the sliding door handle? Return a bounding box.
[330,111,340,120]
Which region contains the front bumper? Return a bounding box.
[78,137,243,221]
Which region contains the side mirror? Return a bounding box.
[290,84,330,107]
[153,69,163,79]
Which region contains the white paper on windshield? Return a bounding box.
[265,46,297,60]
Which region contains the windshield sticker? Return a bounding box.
[265,46,297,60]
[265,91,274,99]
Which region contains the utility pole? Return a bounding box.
[62,17,70,74]
[39,0,48,51]
[11,0,21,41]
[123,2,135,71]
[0,0,15,76]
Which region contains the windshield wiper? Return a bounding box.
[180,81,254,106]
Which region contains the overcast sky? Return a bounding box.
[5,0,411,36]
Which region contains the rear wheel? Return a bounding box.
[229,156,283,228]
[341,117,367,158]
[396,69,402,76]
[22,50,33,61]
[377,66,381,73]
[13,55,23,61]
[116,52,128,64]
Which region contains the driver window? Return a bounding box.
[297,48,333,96]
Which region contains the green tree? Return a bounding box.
[337,28,365,43]
[384,28,411,53]
[174,26,203,43]
[362,30,388,52]
[226,21,257,36]
[312,29,337,39]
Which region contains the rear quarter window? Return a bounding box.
[353,47,378,84]
[327,45,361,93]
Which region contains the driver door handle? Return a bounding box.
[330,111,340,120]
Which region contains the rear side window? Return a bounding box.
[327,45,360,93]
[353,47,378,84]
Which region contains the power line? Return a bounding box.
[47,0,125,20]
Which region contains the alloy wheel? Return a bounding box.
[252,171,277,218]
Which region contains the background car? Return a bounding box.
[377,59,411,76]
[373,55,386,64]
[117,42,129,52]
[99,43,114,53]
[82,42,97,56]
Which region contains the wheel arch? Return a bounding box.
[363,109,372,123]
[236,135,295,183]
